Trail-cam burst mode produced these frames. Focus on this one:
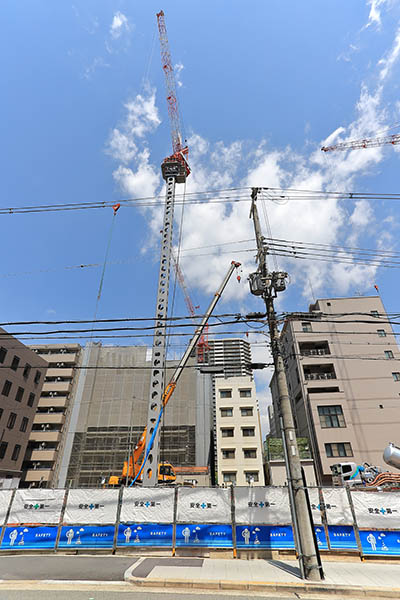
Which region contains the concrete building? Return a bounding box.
[207,339,252,378]
[57,343,206,488]
[0,329,47,488]
[269,296,400,484]
[21,344,81,488]
[215,375,265,486]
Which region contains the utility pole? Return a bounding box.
[248,188,320,581]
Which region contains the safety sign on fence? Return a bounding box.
[234,486,291,525]
[64,489,119,524]
[7,489,65,524]
[176,487,231,524]
[121,487,175,524]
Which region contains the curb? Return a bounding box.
[126,576,400,598]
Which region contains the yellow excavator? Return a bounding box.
[108,261,242,488]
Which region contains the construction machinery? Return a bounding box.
[330,443,400,488]
[108,260,241,487]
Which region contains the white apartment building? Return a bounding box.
[215,375,265,486]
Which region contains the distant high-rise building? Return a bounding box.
[207,338,252,378]
[0,329,47,489]
[269,296,400,484]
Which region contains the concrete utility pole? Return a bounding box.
[248,188,320,581]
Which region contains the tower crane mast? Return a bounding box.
[321,133,400,152]
[142,11,190,487]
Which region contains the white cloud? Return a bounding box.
[110,11,130,39]
[174,62,184,88]
[378,26,400,81]
[349,199,374,228]
[82,56,110,80]
[113,149,160,200]
[365,0,388,29]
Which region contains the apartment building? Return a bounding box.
[215,375,265,486]
[269,296,400,484]
[21,343,81,488]
[0,329,47,488]
[207,339,252,378]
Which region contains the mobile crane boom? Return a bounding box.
[132,261,241,485]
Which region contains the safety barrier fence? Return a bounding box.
[0,486,399,557]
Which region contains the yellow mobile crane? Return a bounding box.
[108,260,242,487]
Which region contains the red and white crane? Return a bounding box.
[321,133,400,152]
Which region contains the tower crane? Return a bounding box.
[172,253,209,363]
[321,133,400,152]
[141,11,191,487]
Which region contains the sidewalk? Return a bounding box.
[126,556,400,597]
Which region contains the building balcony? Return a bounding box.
[23,469,52,483]
[45,368,75,378]
[28,450,57,462]
[29,431,62,443]
[38,396,68,408]
[34,413,65,425]
[301,348,330,356]
[304,372,336,381]
[42,381,72,394]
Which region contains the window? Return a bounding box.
[243,448,257,459]
[20,417,29,432]
[392,372,400,382]
[11,356,20,371]
[23,364,31,379]
[221,428,234,438]
[0,408,3,421]
[242,427,255,437]
[27,392,35,407]
[318,405,346,428]
[220,389,232,399]
[0,347,6,364]
[222,472,236,483]
[2,380,12,397]
[370,310,379,317]
[15,387,24,403]
[377,330,386,337]
[385,350,394,359]
[220,408,233,417]
[222,449,235,459]
[240,407,253,417]
[7,413,16,429]
[325,442,353,458]
[239,389,251,398]
[11,445,21,461]
[34,370,41,384]
[0,442,8,459]
[245,471,259,483]
[302,322,312,332]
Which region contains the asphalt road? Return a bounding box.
[0,556,137,581]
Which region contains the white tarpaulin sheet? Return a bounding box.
[322,488,353,525]
[307,488,322,525]
[63,489,119,524]
[351,491,400,529]
[234,487,292,525]
[7,489,65,524]
[177,487,231,524]
[0,490,13,524]
[121,488,174,524]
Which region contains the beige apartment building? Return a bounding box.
[0,329,47,488]
[215,375,265,486]
[21,344,81,487]
[269,296,400,484]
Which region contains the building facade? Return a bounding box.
[215,375,265,486]
[57,343,203,488]
[207,339,252,378]
[269,296,400,484]
[21,344,81,488]
[0,329,47,488]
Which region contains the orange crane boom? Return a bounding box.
[321,133,400,152]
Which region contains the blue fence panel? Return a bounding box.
[58,525,115,548]
[328,525,358,550]
[175,524,232,547]
[117,523,173,547]
[315,526,328,550]
[236,525,295,549]
[1,526,58,550]
[359,530,400,556]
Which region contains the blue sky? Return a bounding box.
[1,1,400,432]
